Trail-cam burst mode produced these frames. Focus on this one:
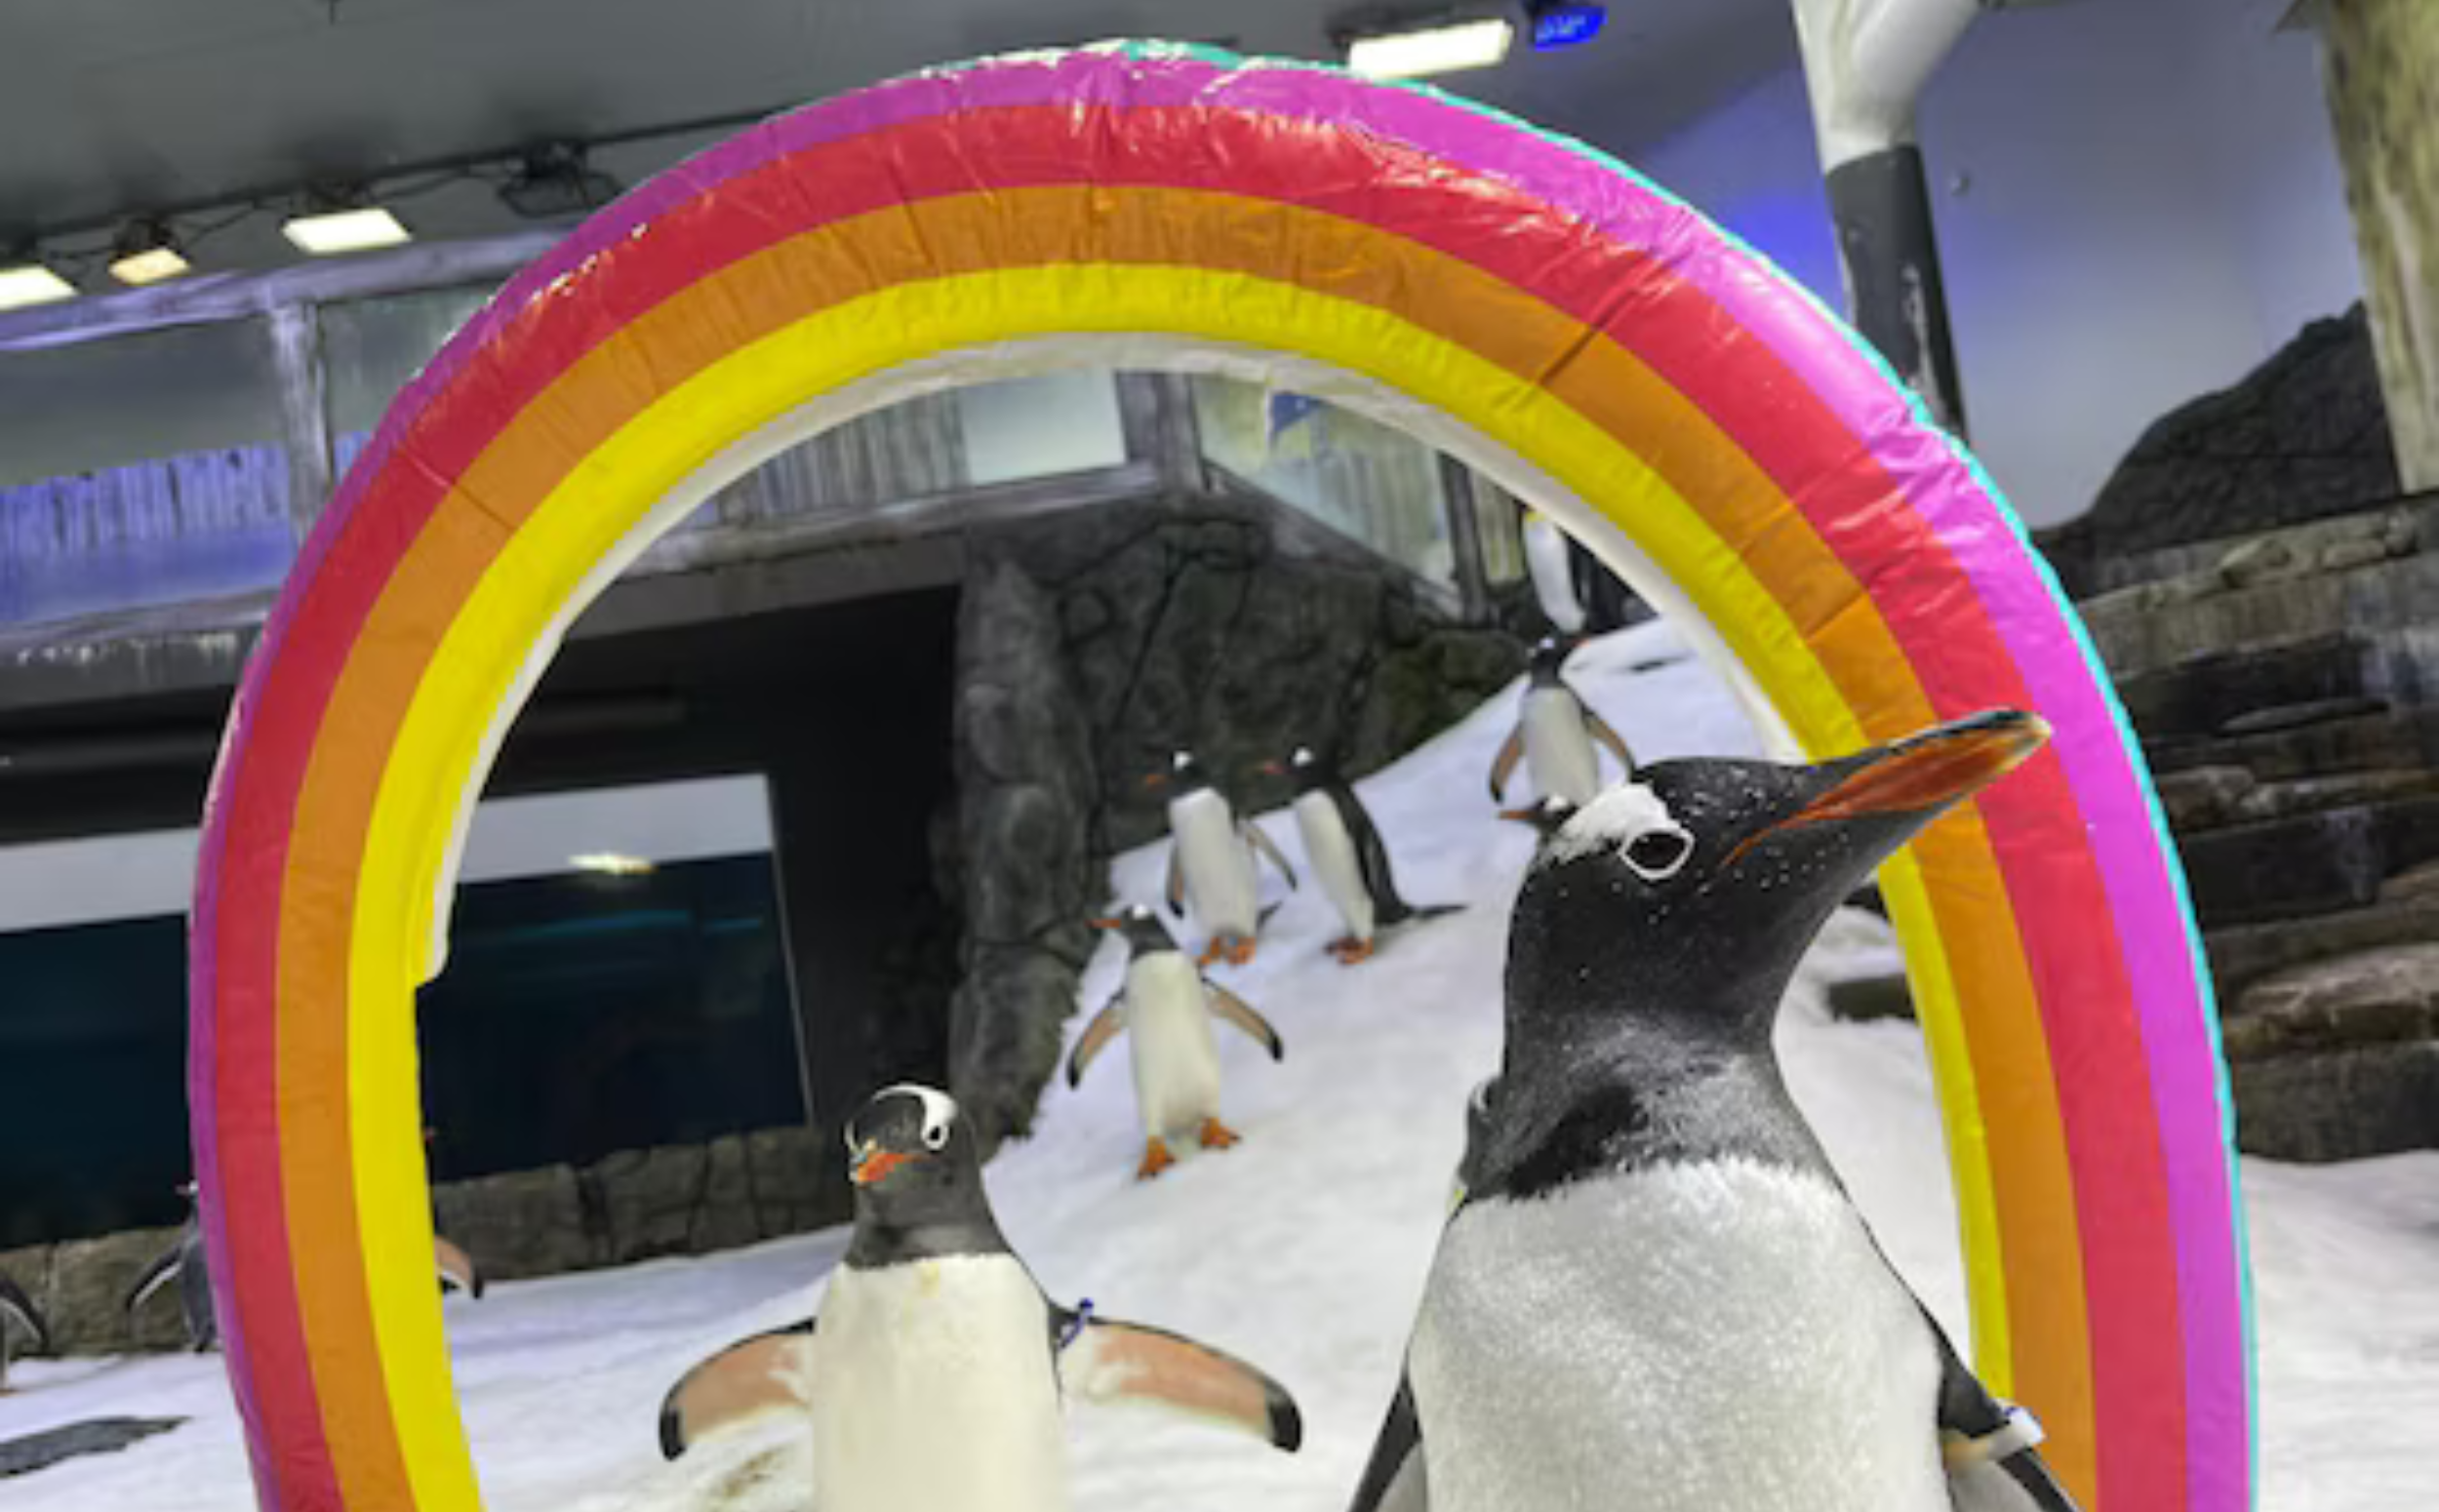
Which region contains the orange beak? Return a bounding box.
[1729,710,2050,865]
[1141,772,1171,791]
[1089,915,1126,931]
[850,1147,916,1187]
[1497,806,1546,826]
[1259,760,1286,776]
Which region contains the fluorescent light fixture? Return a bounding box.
[570,852,656,877]
[1345,16,1514,79]
[0,261,76,310]
[282,205,412,256]
[109,243,191,286]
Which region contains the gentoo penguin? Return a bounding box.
[1262,746,1459,963]
[128,1181,480,1350]
[657,1084,1302,1509]
[1396,709,2081,1512]
[1069,905,1286,1179]
[123,1184,216,1350]
[0,1266,48,1392]
[1520,513,1586,634]
[1485,637,1634,807]
[1152,749,1297,966]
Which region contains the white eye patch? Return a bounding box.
[871,1083,959,1149]
[1543,782,1696,881]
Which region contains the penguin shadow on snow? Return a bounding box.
[656,1084,1302,1512]
[0,1242,190,1481]
[1145,749,1299,968]
[1067,905,1287,1180]
[1349,709,2085,1512]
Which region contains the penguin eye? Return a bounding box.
[1622,827,1693,881]
[922,1121,950,1152]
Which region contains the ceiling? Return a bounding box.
[0,0,1796,278]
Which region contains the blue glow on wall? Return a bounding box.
[1532,4,1607,50]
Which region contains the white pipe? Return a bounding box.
[1789,0,1982,170]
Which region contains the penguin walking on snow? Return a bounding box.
[0,1266,48,1392]
[128,1179,482,1351]
[1153,749,1298,965]
[1263,745,1459,964]
[1069,905,1286,1179]
[1380,710,2081,1512]
[1486,637,1634,807]
[657,1084,1302,1510]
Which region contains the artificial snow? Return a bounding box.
[6,620,2434,1510]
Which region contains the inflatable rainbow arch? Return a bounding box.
[189,42,2251,1512]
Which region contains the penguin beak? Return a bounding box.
[1141,772,1170,791]
[1089,915,1126,931]
[1734,709,2049,863]
[850,1143,916,1187]
[1259,760,1286,776]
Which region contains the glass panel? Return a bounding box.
[1471,473,1532,585]
[1190,374,1456,588]
[0,317,296,624]
[321,282,500,440]
[954,370,1127,485]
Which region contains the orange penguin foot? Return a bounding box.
[1224,935,1258,966]
[1199,1118,1242,1151]
[1327,936,1376,965]
[1138,1139,1177,1179]
[1196,940,1226,968]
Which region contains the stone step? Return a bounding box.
[2232,1042,2439,1162]
[2113,631,2370,740]
[2178,793,2439,927]
[2155,764,2439,833]
[2080,546,2439,680]
[2221,942,2439,1061]
[2079,495,2439,597]
[2147,702,2439,780]
[2207,893,2439,1000]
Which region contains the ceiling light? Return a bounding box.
[0,260,76,311]
[570,852,656,877]
[108,221,192,286]
[282,205,412,256]
[1343,16,1514,79]
[1528,2,1607,50]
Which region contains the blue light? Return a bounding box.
[1532,3,1607,50]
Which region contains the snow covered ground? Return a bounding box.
[7,620,2435,1510]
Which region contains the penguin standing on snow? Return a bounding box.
[0,1266,48,1392]
[1263,746,1459,964]
[1068,905,1286,1179]
[1385,710,2081,1512]
[657,1084,1302,1510]
[1152,749,1298,965]
[1485,637,1635,807]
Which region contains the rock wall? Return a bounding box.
[2039,306,2398,597]
[943,493,1524,1150]
[0,1124,834,1358]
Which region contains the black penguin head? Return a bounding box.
[842,1084,995,1250]
[1506,709,2050,1049]
[1527,637,1577,686]
[1455,1078,1499,1198]
[1498,794,1578,838]
[1091,903,1180,958]
[1261,744,1334,796]
[1148,748,1209,795]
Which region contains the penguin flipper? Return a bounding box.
[1346,1373,1429,1512]
[1584,709,1636,776]
[1204,985,1285,1060]
[0,1270,49,1357]
[1335,789,1411,926]
[1066,995,1128,1087]
[433,1236,484,1300]
[658,1318,819,1460]
[1055,1310,1301,1452]
[123,1239,184,1317]
[1926,1311,2082,1511]
[1165,845,1187,918]
[1486,726,1524,802]
[1242,821,1299,890]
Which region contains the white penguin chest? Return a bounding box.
[1170,789,1256,935]
[1409,1159,1948,1512]
[1293,790,1375,939]
[1124,954,1222,1137]
[1520,688,1600,804]
[811,1255,1067,1512]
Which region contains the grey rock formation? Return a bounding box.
[430,1166,592,1282]
[2041,305,2398,595]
